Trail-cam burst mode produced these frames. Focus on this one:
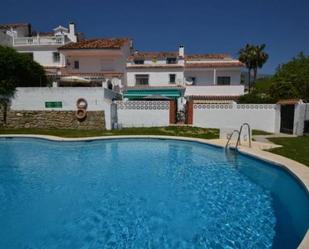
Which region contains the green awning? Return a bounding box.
[123,88,183,100]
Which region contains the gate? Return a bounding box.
[185,100,193,125]
[169,100,177,124]
[280,105,295,134]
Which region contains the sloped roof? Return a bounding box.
[128,51,179,60]
[277,99,301,105]
[127,64,183,69]
[187,95,240,101]
[185,62,244,68]
[185,54,231,60]
[59,38,130,49]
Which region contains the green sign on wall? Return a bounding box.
[45,101,63,108]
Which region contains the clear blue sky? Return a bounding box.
[1,0,309,74]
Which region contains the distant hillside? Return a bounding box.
[241,72,273,85]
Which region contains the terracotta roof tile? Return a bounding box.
[185,62,244,68]
[59,38,130,49]
[277,99,301,105]
[128,52,179,60]
[127,64,183,69]
[187,95,240,101]
[185,54,231,60]
[60,71,123,77]
[37,31,54,36]
[125,85,185,90]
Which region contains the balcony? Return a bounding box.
[13,36,65,46]
[184,85,245,96]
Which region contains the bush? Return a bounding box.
[238,92,276,104]
[0,45,47,87]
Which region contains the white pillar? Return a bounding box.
[213,68,217,85]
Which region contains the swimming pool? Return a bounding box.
[0,137,308,249]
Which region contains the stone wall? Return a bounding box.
[1,110,105,130]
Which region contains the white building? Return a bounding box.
[124,46,244,100]
[0,22,81,76]
[1,22,244,99]
[184,54,244,98]
[58,38,133,89]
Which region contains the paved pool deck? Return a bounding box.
[0,134,308,248]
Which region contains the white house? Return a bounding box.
[184,54,244,98]
[124,46,244,100]
[58,38,133,89]
[0,22,81,76]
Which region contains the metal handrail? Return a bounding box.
[236,123,252,148]
[225,130,240,149]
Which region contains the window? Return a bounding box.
[134,60,144,64]
[166,57,177,64]
[135,74,149,85]
[169,74,176,84]
[53,52,60,63]
[74,60,79,69]
[217,76,231,85]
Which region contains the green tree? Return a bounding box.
[239,44,269,93]
[239,53,309,103]
[0,46,47,87]
[0,46,47,124]
[271,52,309,102]
[239,44,255,93]
[269,81,299,100]
[251,44,269,84]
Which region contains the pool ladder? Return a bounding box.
[225,123,252,150]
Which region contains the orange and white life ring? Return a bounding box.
[76,98,88,109]
[76,108,87,120]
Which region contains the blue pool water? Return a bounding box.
[0,138,308,249]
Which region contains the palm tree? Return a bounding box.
[252,44,269,85]
[239,44,255,93]
[239,44,269,93]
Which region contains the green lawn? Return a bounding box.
[0,126,219,139]
[252,129,273,135]
[268,136,309,166]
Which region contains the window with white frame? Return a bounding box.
[135,74,149,85]
[217,76,231,85]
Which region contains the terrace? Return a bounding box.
[13,35,65,46]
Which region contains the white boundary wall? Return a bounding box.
[185,85,244,96]
[193,102,280,133]
[294,103,309,135]
[116,101,170,127]
[10,87,116,130]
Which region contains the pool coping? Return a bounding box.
[0,134,308,248]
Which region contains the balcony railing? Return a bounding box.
[13,36,65,46]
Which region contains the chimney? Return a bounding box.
[179,45,184,58]
[68,22,77,42]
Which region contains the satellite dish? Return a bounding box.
[185,78,194,85]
